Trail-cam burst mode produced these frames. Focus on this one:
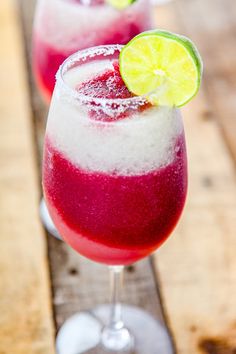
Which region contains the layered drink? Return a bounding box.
[43,46,187,265]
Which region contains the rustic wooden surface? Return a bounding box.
[176,0,236,165]
[154,1,236,353]
[0,1,55,353]
[1,0,236,353]
[18,0,168,342]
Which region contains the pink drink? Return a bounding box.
[44,136,187,265]
[42,49,187,265]
[32,0,152,102]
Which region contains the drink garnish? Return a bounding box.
[119,30,203,106]
[106,0,136,10]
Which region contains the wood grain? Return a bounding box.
[154,1,236,353]
[176,0,236,164]
[0,1,55,353]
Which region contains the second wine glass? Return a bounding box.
[32,0,153,103]
[32,0,154,239]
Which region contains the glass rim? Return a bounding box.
[58,0,105,5]
[56,44,147,110]
[58,0,141,6]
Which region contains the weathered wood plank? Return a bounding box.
[48,237,166,331]
[0,0,55,353]
[19,0,170,342]
[154,1,236,353]
[176,0,236,163]
[19,0,236,352]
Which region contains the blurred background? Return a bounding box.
[0,0,236,353]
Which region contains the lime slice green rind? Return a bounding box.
[119,29,203,107]
[106,0,136,10]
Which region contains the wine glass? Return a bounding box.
[32,0,153,103]
[42,45,187,353]
[32,0,153,239]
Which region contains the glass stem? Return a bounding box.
[101,266,133,351]
[109,266,124,330]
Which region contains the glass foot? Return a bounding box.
[40,198,62,240]
[56,305,173,354]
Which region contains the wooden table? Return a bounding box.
[1,0,236,353]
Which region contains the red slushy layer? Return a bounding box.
[43,136,187,265]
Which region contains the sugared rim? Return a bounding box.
[58,0,105,6]
[56,45,147,111]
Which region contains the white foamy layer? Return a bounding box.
[34,0,150,52]
[46,60,183,176]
